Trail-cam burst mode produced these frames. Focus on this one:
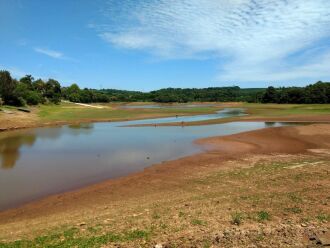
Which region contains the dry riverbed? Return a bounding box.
[0,124,329,247]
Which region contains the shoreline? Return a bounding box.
[1,102,330,132]
[0,105,228,133]
[0,123,329,246]
[1,111,330,133]
[124,115,330,127]
[0,123,329,221]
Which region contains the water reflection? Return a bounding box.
[122,108,247,126]
[68,123,94,130]
[120,104,219,109]
[0,134,37,169]
[265,122,277,127]
[0,123,94,169]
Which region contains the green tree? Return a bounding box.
[45,79,61,104]
[305,81,329,103]
[0,70,17,104]
[64,84,81,102]
[19,75,34,90]
[33,79,46,95]
[261,86,278,103]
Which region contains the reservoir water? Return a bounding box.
[0,108,289,210]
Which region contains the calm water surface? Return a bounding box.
[0,109,290,210]
[120,104,219,109]
[124,108,247,125]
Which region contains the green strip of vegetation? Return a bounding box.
[1,70,329,108]
[0,228,150,248]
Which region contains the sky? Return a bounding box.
[1,0,330,91]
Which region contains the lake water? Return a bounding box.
[122,108,247,125]
[0,109,290,210]
[120,104,219,109]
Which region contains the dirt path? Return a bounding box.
[61,100,106,109]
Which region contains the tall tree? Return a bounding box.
[19,75,34,90]
[0,70,17,104]
[45,79,61,103]
[261,86,278,103]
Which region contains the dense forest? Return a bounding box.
[0,70,329,106]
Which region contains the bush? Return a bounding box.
[17,97,27,106]
[25,91,43,105]
[231,212,243,225]
[257,211,270,221]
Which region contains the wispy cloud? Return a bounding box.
[34,47,78,62]
[93,0,330,83]
[34,47,64,59]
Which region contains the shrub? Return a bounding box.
[257,211,270,221]
[231,212,243,225]
[25,91,43,105]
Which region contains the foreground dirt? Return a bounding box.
[0,124,329,247]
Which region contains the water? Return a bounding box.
[123,108,247,125]
[0,109,290,210]
[120,104,218,109]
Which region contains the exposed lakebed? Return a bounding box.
[0,108,292,210]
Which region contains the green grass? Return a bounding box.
[150,103,330,126]
[284,207,302,214]
[231,212,244,225]
[241,103,330,117]
[0,227,150,248]
[191,219,205,226]
[37,103,219,122]
[257,211,270,221]
[316,213,330,222]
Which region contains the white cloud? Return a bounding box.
[34,47,78,63]
[94,0,330,83]
[34,47,64,59]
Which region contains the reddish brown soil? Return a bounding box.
[0,124,329,223]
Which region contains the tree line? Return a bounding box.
[261,82,330,104]
[0,71,110,106]
[0,70,329,106]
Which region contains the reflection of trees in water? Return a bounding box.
[0,134,36,169]
[68,123,94,130]
[265,122,276,127]
[0,123,94,169]
[67,123,94,135]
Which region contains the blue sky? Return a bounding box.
[1,0,330,91]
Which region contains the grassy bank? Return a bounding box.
[0,102,223,131]
[242,103,330,116]
[2,102,330,131]
[38,102,220,122]
[123,103,330,127]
